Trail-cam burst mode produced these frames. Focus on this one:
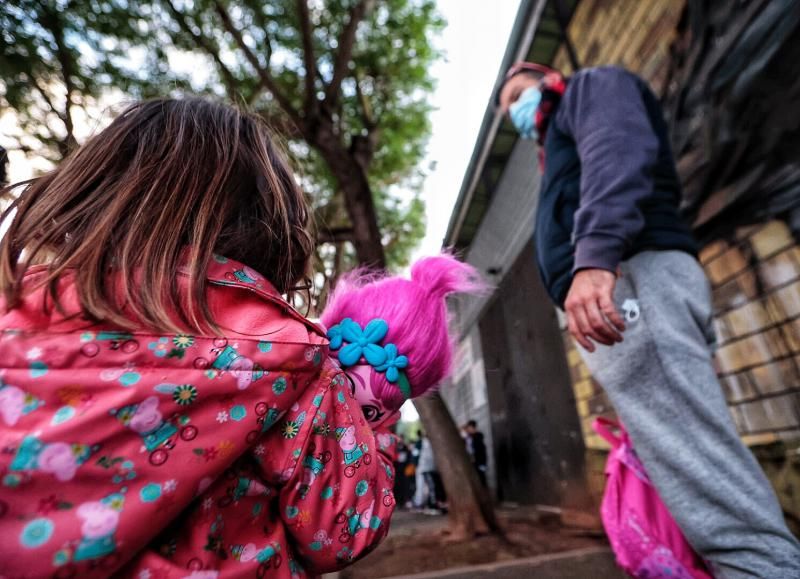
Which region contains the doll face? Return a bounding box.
[345,365,397,427]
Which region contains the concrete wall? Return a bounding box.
[477,243,588,507]
[441,136,590,507]
[440,139,542,500]
[439,327,497,491]
[452,139,542,334]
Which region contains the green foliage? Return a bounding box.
[1,0,133,160]
[1,0,444,273]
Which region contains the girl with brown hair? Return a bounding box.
[0,97,396,578]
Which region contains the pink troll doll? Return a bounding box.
[320,253,483,428]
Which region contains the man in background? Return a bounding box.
[497,62,800,578]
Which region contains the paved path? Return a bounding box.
[378,547,625,579]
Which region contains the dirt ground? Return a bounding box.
[338,507,608,579]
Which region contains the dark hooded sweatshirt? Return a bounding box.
[535,65,697,307]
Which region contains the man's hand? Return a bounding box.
[565,268,626,352]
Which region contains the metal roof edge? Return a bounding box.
[443,0,549,248]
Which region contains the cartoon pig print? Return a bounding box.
[279,464,296,484]
[228,355,258,390]
[245,479,268,497]
[72,495,123,562]
[38,441,80,481]
[77,501,120,540]
[338,426,356,452]
[0,385,26,426]
[346,500,376,536]
[237,543,260,563]
[128,396,163,434]
[358,501,374,530]
[377,432,394,451]
[301,464,317,488]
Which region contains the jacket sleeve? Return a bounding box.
[266,364,397,575]
[558,66,660,273]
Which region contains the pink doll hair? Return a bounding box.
[320,253,484,410]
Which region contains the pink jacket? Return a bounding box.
[0,256,397,578]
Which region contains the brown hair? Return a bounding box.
[0,97,313,334]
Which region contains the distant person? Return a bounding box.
[414,430,446,514]
[463,420,488,487]
[403,448,418,509]
[413,430,429,509]
[393,439,413,508]
[497,62,800,577]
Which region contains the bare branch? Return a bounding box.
[316,227,355,244]
[330,240,346,288]
[252,107,304,139]
[51,36,75,140]
[246,88,263,107]
[26,74,66,125]
[212,0,302,126]
[250,7,274,64]
[40,6,78,154]
[295,0,318,112]
[164,0,240,102]
[353,69,376,129]
[325,0,376,105]
[315,69,327,89]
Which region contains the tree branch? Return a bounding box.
[212,0,302,126]
[164,0,240,102]
[353,69,376,129]
[251,107,304,139]
[316,227,355,244]
[52,36,75,142]
[330,240,345,288]
[295,0,318,112]
[249,5,274,64]
[324,0,376,105]
[41,6,78,155]
[27,75,66,125]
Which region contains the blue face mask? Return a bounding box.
[509,86,541,140]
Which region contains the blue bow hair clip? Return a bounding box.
[338,318,388,367]
[327,318,412,400]
[375,344,408,383]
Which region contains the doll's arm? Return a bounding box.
[273,366,397,574]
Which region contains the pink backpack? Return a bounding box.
[593,418,713,578]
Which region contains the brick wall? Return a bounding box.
[703,221,800,443]
[551,0,684,94]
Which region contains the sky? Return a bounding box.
[411,0,521,261]
[400,0,521,421]
[1,0,523,421]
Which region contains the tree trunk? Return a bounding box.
[308,117,502,540]
[312,124,386,269]
[0,146,7,186]
[414,393,503,540]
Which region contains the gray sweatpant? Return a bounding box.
[578,250,800,578]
